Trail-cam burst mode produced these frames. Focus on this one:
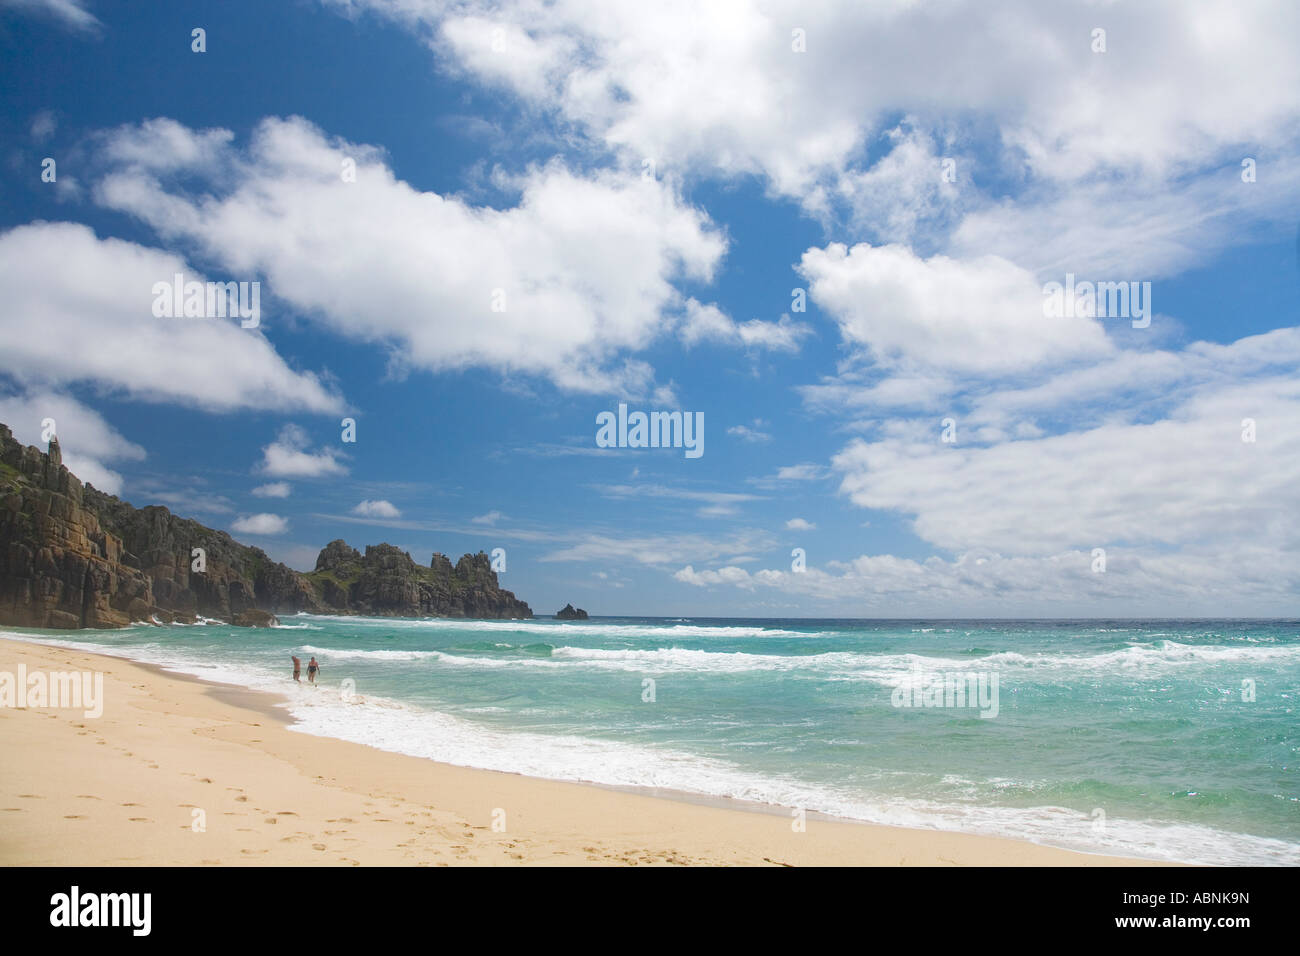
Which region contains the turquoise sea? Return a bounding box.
[7,616,1298,865]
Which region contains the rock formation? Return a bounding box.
[555,603,588,620]
[303,541,531,619]
[0,424,532,628]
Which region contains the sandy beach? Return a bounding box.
[0,636,1157,866]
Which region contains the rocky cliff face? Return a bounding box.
[0,424,532,628]
[0,427,154,629]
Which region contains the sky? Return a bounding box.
[0,0,1298,617]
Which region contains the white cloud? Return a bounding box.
[727,423,771,443]
[332,1,1300,190]
[252,481,292,498]
[2,0,101,34]
[949,164,1300,283]
[352,499,401,518]
[259,424,347,478]
[679,300,811,353]
[471,510,504,524]
[543,528,775,566]
[29,109,57,142]
[673,565,756,590]
[832,373,1300,559]
[591,483,764,519]
[798,242,1113,374]
[330,0,1300,287]
[670,546,1300,616]
[93,116,726,395]
[231,513,289,535]
[0,222,343,414]
[747,462,830,489]
[785,518,815,531]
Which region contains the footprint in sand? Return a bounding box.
[312,843,326,851]
[76,795,102,800]
[127,817,151,822]
[63,815,85,819]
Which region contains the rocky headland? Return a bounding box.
[0,423,532,629]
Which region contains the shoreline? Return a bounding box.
[0,635,1161,866]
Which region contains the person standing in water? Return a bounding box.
[307,656,319,684]
[291,655,301,682]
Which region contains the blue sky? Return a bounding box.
[1,0,1298,617]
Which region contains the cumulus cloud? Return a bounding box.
[328,0,1300,290]
[231,513,289,535]
[798,242,1113,374]
[0,222,343,414]
[785,518,815,531]
[832,376,1300,559]
[674,565,756,590]
[92,116,726,395]
[252,481,292,498]
[258,424,347,478]
[727,422,771,443]
[330,1,1300,191]
[679,300,811,353]
[352,499,401,518]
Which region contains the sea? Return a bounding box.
[5,615,1297,865]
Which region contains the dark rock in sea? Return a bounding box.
[555,603,588,620]
[233,608,279,628]
[0,422,533,628]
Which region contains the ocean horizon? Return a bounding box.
[7,613,1297,866]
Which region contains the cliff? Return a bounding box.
[0,423,532,628]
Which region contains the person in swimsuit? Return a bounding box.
[307,656,319,684]
[291,655,301,682]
